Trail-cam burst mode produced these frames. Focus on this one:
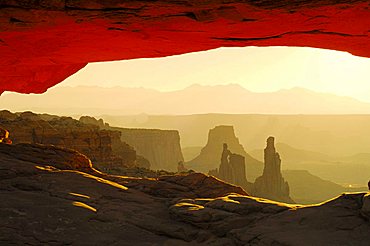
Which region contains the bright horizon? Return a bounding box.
[57,46,370,102]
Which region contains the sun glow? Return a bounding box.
[58,46,370,102]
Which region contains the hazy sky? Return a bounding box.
[59,46,370,102]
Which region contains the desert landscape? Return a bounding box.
[1,0,370,245]
[1,110,370,245]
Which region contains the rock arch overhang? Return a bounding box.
[0,0,369,94]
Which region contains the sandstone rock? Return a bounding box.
[361,193,370,219]
[1,1,369,94]
[252,136,293,203]
[157,172,248,199]
[0,110,140,170]
[0,110,17,121]
[208,143,250,193]
[170,192,370,245]
[1,143,369,245]
[79,116,182,171]
[0,143,94,173]
[113,127,184,172]
[218,143,234,183]
[187,125,262,180]
[229,153,249,189]
[79,115,107,128]
[0,127,12,144]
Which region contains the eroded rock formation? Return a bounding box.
[252,136,293,203]
[0,1,369,94]
[0,110,142,171]
[187,125,262,180]
[0,142,369,245]
[210,143,250,191]
[0,142,93,173]
[219,143,234,183]
[229,153,249,189]
[79,116,108,128]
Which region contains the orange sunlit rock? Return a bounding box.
[0,0,369,94]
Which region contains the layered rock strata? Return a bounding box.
[83,117,184,172]
[0,110,142,170]
[1,1,369,94]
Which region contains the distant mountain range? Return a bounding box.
[2,84,370,115]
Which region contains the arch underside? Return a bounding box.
[0,0,369,94]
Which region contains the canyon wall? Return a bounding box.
[114,128,184,172]
[81,116,184,171]
[0,110,143,170]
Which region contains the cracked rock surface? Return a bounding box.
[0,142,369,245]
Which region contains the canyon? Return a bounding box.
[188,125,293,203]
[1,1,369,244]
[80,116,184,171]
[108,113,370,186]
[0,111,185,174]
[185,125,364,204]
[0,110,142,172]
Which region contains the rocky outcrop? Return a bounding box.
[79,116,108,128]
[219,143,234,183]
[0,111,142,170]
[1,1,369,94]
[252,137,293,203]
[209,143,250,192]
[1,142,369,245]
[0,127,12,144]
[0,142,94,173]
[362,193,370,219]
[187,125,263,180]
[229,153,249,188]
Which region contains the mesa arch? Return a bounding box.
[0,0,369,94]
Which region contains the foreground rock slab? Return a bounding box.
[0,143,369,245]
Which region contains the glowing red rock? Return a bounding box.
[0,1,369,94]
